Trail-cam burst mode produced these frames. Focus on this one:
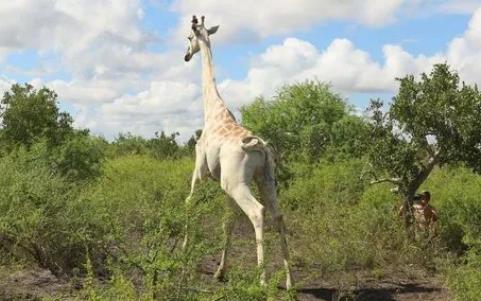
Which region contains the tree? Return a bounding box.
[364,63,481,229]
[186,129,202,155]
[0,83,73,149]
[241,80,369,163]
[110,133,149,157]
[0,83,105,181]
[148,131,180,160]
[53,132,105,180]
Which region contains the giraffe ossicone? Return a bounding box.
[182,15,293,289]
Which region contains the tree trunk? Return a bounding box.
[402,155,438,234]
[402,192,416,238]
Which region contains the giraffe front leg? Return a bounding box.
[182,146,208,250]
[182,172,199,250]
[214,202,237,281]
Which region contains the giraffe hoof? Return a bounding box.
[286,282,292,290]
[213,271,227,282]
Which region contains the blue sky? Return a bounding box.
[0,0,480,140]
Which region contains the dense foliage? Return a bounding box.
[241,81,369,163]
[108,131,192,159]
[365,64,481,230]
[0,84,73,149]
[0,65,480,300]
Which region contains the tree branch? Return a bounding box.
[369,177,401,185]
[360,163,401,186]
[425,135,438,157]
[359,162,375,181]
[409,153,439,194]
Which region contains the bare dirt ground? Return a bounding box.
[199,220,451,301]
[294,280,449,301]
[0,268,72,300]
[200,253,450,301]
[0,262,450,301]
[0,221,451,301]
[289,270,449,301]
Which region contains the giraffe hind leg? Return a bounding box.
[223,181,266,286]
[256,176,293,290]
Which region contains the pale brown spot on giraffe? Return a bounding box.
[223,126,246,140]
[239,131,250,139]
[215,127,228,136]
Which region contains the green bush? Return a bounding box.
[424,166,481,252]
[282,159,365,211]
[448,251,481,301]
[282,159,448,273]
[73,155,225,300]
[0,83,74,150]
[52,132,105,181]
[210,268,269,301]
[0,148,102,274]
[148,131,180,160]
[281,160,376,271]
[63,159,480,299]
[0,142,480,300]
[108,133,149,157]
[108,132,187,160]
[241,81,369,163]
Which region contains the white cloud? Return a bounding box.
[214,7,481,131]
[438,0,481,14]
[171,0,406,42]
[3,0,481,142]
[84,80,202,139]
[103,81,199,117]
[0,76,14,96]
[446,7,481,84]
[0,0,146,54]
[219,38,444,108]
[0,0,203,140]
[0,0,170,94]
[72,5,481,140]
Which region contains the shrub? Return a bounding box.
[423,166,481,253]
[53,132,105,181]
[0,148,102,274]
[448,251,481,301]
[241,81,369,164]
[71,155,225,300]
[108,133,149,157]
[0,83,73,150]
[282,159,365,211]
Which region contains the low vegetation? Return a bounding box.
[0,64,480,300]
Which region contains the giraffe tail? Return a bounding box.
[241,136,276,183]
[240,136,265,152]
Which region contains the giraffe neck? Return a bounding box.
[199,39,232,127]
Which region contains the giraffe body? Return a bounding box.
[182,15,293,289]
[199,104,253,180]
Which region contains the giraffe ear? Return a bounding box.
[207,25,219,35]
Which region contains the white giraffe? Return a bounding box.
[182,15,293,289]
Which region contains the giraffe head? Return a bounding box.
[184,15,219,62]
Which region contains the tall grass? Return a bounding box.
[1,152,481,300]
